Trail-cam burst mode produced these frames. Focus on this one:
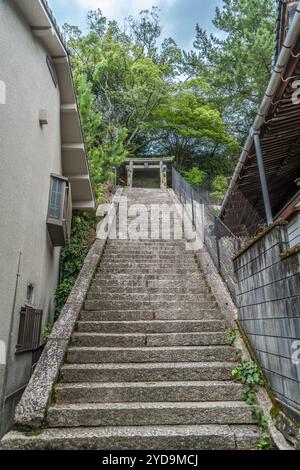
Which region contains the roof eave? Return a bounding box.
[221,0,300,218]
[13,0,96,212]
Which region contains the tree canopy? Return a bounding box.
[63,1,278,201]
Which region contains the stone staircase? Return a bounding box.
[1,189,260,449]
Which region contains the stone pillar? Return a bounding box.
[127,161,133,187]
[160,161,167,189]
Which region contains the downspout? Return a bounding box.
[221,1,300,216]
[1,251,22,423]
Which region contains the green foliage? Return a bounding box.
[252,408,268,430]
[235,348,243,358]
[211,175,229,202]
[252,408,271,450]
[54,216,93,320]
[189,0,277,141]
[256,432,271,450]
[43,322,53,344]
[226,328,237,346]
[62,7,239,188]
[232,360,264,405]
[184,167,206,187]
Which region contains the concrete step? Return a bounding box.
[80,310,155,322]
[60,362,237,383]
[88,286,208,294]
[100,260,196,266]
[103,252,195,258]
[104,247,190,254]
[47,402,256,427]
[76,320,227,334]
[80,309,221,321]
[55,381,243,404]
[67,346,238,364]
[101,252,196,266]
[102,252,196,258]
[0,425,260,450]
[84,300,218,311]
[107,241,187,247]
[71,332,229,348]
[92,279,207,290]
[93,274,204,284]
[86,292,214,302]
[98,267,200,274]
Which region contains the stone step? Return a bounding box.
[60,362,237,383]
[80,310,155,322]
[98,266,199,273]
[97,270,201,276]
[102,253,195,259]
[100,260,196,266]
[105,245,189,251]
[84,300,218,311]
[103,250,196,256]
[47,402,256,428]
[107,240,186,246]
[76,320,226,334]
[80,309,221,322]
[55,381,243,404]
[0,425,260,450]
[71,332,229,348]
[67,346,238,364]
[88,286,208,294]
[103,252,195,258]
[86,292,213,302]
[104,251,194,258]
[93,274,204,283]
[92,279,207,289]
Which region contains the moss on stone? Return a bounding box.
[24,430,44,437]
[280,243,300,260]
[233,220,288,261]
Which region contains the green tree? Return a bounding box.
[211,175,229,202]
[152,78,238,174]
[63,7,241,195]
[184,168,207,187]
[187,0,277,141]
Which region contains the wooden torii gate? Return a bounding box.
[126,157,175,189]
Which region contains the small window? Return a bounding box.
[16,307,43,353]
[46,55,58,88]
[47,175,72,246]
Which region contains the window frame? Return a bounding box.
[16,307,43,354]
[47,174,72,246]
[46,55,58,88]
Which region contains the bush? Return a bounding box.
[184,167,206,187]
[54,215,94,320]
[210,175,228,202]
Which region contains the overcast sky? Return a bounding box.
[48,0,222,50]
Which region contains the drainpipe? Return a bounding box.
[1,251,22,424]
[253,132,273,225]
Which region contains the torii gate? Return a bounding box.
[126,157,175,189]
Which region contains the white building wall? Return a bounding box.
[0,0,63,434]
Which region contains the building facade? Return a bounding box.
[0,0,95,436]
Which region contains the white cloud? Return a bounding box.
[77,0,155,20]
[77,0,177,22]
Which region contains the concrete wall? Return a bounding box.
[0,0,63,435]
[234,223,300,420]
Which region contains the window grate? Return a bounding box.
[16,307,43,352]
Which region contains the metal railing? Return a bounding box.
[172,168,242,301]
